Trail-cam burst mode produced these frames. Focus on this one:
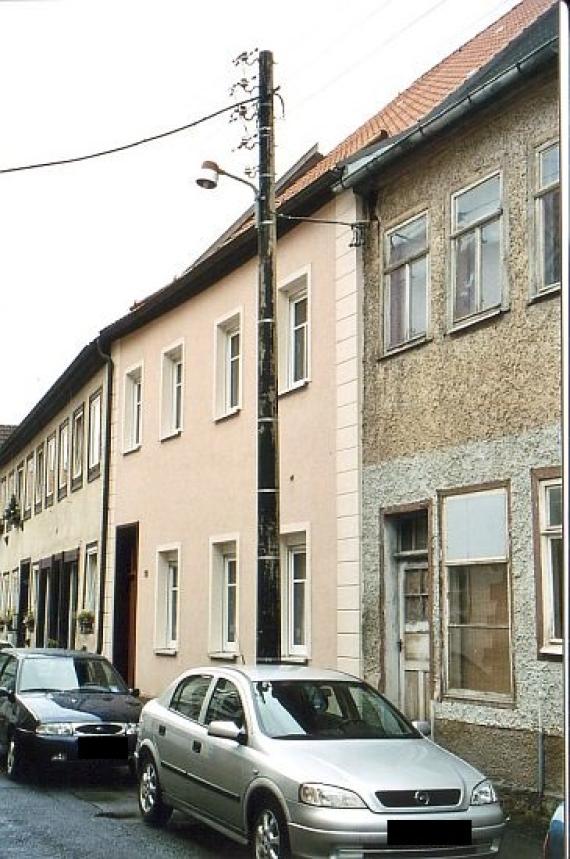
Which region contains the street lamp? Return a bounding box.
[196,50,281,663]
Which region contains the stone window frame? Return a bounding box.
[280,522,311,662]
[382,209,431,355]
[438,480,515,707]
[531,466,563,661]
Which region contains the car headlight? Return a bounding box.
[299,783,366,809]
[471,779,498,805]
[125,722,139,735]
[36,722,75,736]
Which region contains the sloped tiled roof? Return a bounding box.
[276,0,555,209]
[0,426,16,450]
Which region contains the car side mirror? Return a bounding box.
[0,687,15,704]
[129,688,140,698]
[412,719,431,737]
[207,719,247,744]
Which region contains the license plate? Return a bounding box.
[77,736,129,760]
[388,820,472,847]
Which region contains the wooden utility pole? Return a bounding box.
[256,50,280,662]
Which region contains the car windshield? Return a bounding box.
[19,656,128,694]
[252,679,418,740]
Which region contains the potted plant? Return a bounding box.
[23,610,35,631]
[77,609,95,634]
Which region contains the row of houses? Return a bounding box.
[0,0,562,803]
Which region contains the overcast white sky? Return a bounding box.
[0,0,519,424]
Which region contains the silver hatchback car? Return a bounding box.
[135,665,505,858]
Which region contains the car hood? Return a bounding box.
[264,737,483,794]
[20,691,142,723]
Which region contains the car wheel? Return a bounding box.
[6,735,24,781]
[252,798,290,859]
[137,754,172,827]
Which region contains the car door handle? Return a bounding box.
[158,725,166,736]
[192,740,201,753]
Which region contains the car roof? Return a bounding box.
[7,648,109,660]
[186,664,360,684]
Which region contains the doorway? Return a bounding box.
[113,524,139,687]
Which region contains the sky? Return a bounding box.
[0,0,520,424]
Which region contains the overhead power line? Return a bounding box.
[0,95,259,175]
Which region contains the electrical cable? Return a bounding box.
[0,94,260,175]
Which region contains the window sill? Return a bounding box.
[160,429,182,443]
[443,690,514,708]
[123,444,141,457]
[23,509,32,521]
[57,486,68,502]
[154,648,178,657]
[87,465,101,483]
[208,651,238,662]
[528,284,561,305]
[71,476,83,493]
[214,407,241,425]
[448,305,507,336]
[278,380,310,400]
[538,645,563,662]
[280,655,309,664]
[379,336,432,361]
[45,495,54,508]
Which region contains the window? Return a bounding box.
[204,678,245,728]
[155,546,180,652]
[88,390,102,479]
[84,545,98,614]
[0,478,5,519]
[534,472,563,656]
[160,342,183,439]
[16,462,24,508]
[534,141,560,295]
[214,312,242,419]
[384,213,429,350]
[24,455,34,518]
[71,405,84,490]
[451,173,502,325]
[46,433,56,504]
[278,270,310,392]
[209,537,239,655]
[58,419,69,499]
[170,674,212,721]
[123,365,143,452]
[443,487,512,699]
[35,444,44,513]
[282,530,309,658]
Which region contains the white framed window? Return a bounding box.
[46,434,56,502]
[442,486,512,700]
[214,311,242,419]
[155,545,181,652]
[35,444,44,511]
[209,536,239,656]
[534,473,562,655]
[16,462,24,508]
[24,455,34,516]
[71,406,84,486]
[281,526,310,658]
[58,419,69,497]
[88,389,102,478]
[84,544,98,614]
[278,268,310,392]
[123,364,143,452]
[160,341,184,439]
[533,140,560,296]
[384,212,429,350]
[451,172,503,326]
[0,477,6,518]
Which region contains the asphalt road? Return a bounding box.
[0,765,547,858]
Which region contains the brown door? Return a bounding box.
[114,525,138,688]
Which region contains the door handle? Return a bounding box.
[192,740,201,753]
[158,725,166,736]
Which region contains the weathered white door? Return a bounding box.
[398,560,430,721]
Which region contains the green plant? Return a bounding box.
[46,638,59,648]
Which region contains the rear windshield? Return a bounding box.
[19,656,128,694]
[252,680,418,740]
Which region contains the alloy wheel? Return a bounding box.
[254,807,281,859]
[139,760,157,814]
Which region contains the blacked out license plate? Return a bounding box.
[77,736,128,760]
[388,819,472,847]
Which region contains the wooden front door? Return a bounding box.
[398,560,430,721]
[114,525,138,688]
